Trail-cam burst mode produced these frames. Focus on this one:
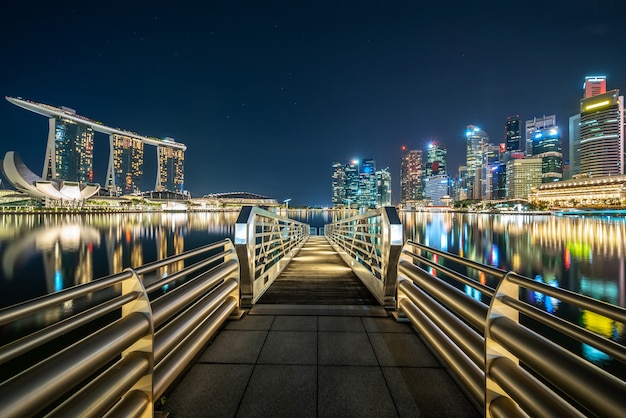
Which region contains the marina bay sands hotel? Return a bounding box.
[6,97,186,195]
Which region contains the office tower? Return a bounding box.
[157,145,185,192]
[583,76,607,99]
[425,142,447,177]
[400,147,423,203]
[359,158,378,208]
[531,127,563,183]
[505,115,522,152]
[106,134,144,195]
[525,115,556,156]
[43,115,94,183]
[569,114,581,178]
[506,157,542,199]
[331,162,346,206]
[424,174,449,205]
[376,168,392,207]
[465,125,489,200]
[579,90,625,177]
[491,163,507,199]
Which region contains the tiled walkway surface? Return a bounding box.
[159,313,480,417]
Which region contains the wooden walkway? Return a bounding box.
[158,236,480,417]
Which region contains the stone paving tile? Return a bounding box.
[318,366,398,418]
[318,332,378,366]
[225,315,275,331]
[257,331,317,365]
[369,333,441,367]
[236,365,317,418]
[362,316,414,333]
[161,364,254,418]
[383,367,480,418]
[200,330,267,363]
[318,315,365,332]
[270,315,317,331]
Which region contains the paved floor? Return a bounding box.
[159,313,480,417]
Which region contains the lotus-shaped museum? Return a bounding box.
[1,151,100,202]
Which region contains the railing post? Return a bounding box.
[235,206,256,308]
[381,206,403,310]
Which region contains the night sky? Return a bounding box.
[1,1,625,206]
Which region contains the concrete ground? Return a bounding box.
[159,312,481,418]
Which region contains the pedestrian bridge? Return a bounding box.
[0,206,625,417]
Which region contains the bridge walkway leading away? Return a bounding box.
[159,236,479,417]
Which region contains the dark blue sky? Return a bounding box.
[1,1,625,206]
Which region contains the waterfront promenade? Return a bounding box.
[159,237,479,417]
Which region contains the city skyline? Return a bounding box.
[1,1,625,206]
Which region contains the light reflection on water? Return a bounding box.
[0,209,624,376]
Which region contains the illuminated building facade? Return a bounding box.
[424,174,449,205]
[6,97,186,194]
[400,147,423,204]
[529,175,626,207]
[331,162,346,206]
[358,158,378,208]
[465,125,489,200]
[505,115,522,152]
[426,142,447,177]
[579,90,624,177]
[107,134,144,195]
[532,126,563,183]
[584,76,607,99]
[525,115,556,156]
[331,159,380,208]
[44,116,94,183]
[157,145,185,193]
[376,168,392,207]
[506,157,542,199]
[569,114,581,178]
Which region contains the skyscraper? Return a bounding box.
[376,168,392,207]
[400,147,423,204]
[579,89,625,177]
[157,145,185,192]
[465,125,489,200]
[331,159,382,208]
[506,158,542,199]
[531,127,563,182]
[425,142,447,177]
[43,115,94,183]
[583,76,607,99]
[331,162,346,206]
[505,115,522,152]
[106,134,144,195]
[525,115,556,156]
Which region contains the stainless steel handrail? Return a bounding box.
[0,238,240,418]
[325,207,403,309]
[235,206,309,306]
[398,239,626,418]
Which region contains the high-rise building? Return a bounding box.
[43,115,94,183]
[425,142,447,177]
[106,134,144,195]
[506,157,542,199]
[579,89,625,178]
[531,126,563,183]
[481,144,501,200]
[583,76,607,99]
[331,162,346,206]
[157,145,185,192]
[376,168,392,207]
[358,158,377,208]
[465,125,489,200]
[569,114,581,179]
[424,174,449,205]
[525,115,556,156]
[400,147,423,203]
[505,115,522,152]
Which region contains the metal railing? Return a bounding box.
[0,239,240,418]
[398,240,626,418]
[235,206,309,306]
[324,207,403,309]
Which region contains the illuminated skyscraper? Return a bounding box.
[425,142,447,177]
[157,144,185,192]
[579,89,625,177]
[525,115,556,156]
[583,76,607,99]
[43,115,94,183]
[505,115,522,152]
[331,162,346,206]
[506,158,542,198]
[400,147,423,204]
[376,168,392,207]
[106,134,144,194]
[531,127,563,182]
[331,159,380,208]
[465,125,489,200]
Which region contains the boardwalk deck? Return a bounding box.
[158,236,480,417]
